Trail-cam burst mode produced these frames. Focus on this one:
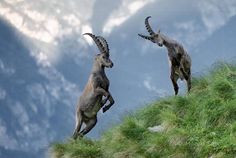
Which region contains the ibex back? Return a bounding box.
[138,16,192,95]
[73,33,114,139]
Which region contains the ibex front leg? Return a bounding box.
[102,93,114,113]
[94,87,114,112]
[170,66,179,95]
[94,87,109,97]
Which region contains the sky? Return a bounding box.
[0,0,236,157]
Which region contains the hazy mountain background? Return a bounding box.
[0,0,235,157]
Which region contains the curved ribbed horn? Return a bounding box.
[145,16,155,35]
[83,33,106,53]
[138,34,154,42]
[97,36,109,54]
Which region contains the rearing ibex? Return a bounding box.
[73,33,115,139]
[138,16,192,95]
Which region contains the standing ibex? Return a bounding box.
[73,33,115,139]
[138,16,192,95]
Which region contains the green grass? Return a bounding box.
[51,63,236,158]
[51,138,103,158]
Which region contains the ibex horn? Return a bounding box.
[145,16,155,35]
[83,33,106,54]
[138,34,154,42]
[97,36,109,54]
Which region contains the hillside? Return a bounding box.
[51,63,236,158]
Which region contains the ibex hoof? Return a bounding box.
[72,134,77,140]
[174,90,178,95]
[102,106,109,113]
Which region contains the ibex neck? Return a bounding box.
[161,34,176,48]
[92,61,105,74]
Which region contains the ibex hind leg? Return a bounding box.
[180,67,191,92]
[180,57,191,93]
[180,68,190,92]
[72,110,83,140]
[186,69,191,93]
[79,117,97,136]
[171,67,179,95]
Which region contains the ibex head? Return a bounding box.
[83,33,114,68]
[138,16,164,47]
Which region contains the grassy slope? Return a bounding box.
[51,63,236,158]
